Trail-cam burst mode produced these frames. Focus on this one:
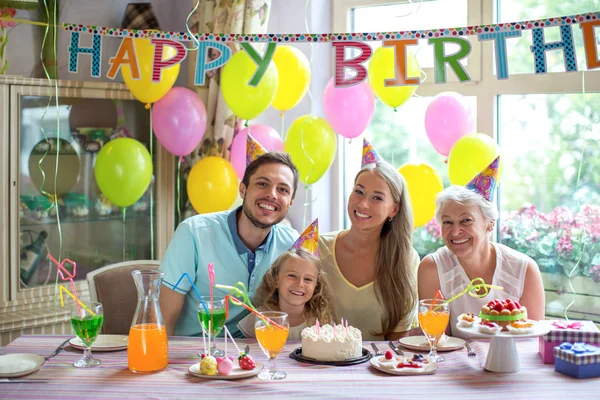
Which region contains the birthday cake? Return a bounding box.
[479,299,527,331]
[301,323,363,361]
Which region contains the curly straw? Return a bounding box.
[434,278,503,311]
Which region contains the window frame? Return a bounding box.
[332,0,600,231]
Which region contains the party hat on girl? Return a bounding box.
[465,156,500,201]
[246,134,267,166]
[362,138,382,168]
[291,218,319,257]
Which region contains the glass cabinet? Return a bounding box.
[0,77,175,345]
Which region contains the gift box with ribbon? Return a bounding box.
[539,320,600,364]
[554,342,600,378]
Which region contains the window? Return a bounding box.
[334,0,600,322]
[498,0,600,73]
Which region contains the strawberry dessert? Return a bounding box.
[479,299,527,331]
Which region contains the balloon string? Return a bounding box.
[184,0,201,51]
[0,26,9,74]
[302,184,319,229]
[563,27,591,319]
[39,0,62,323]
[177,158,182,226]
[122,208,127,261]
[149,106,155,260]
[281,113,285,141]
[304,0,313,106]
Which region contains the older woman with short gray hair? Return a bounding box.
[418,161,545,339]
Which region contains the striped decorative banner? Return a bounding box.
[62,11,600,43]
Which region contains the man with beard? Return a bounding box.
[159,151,299,337]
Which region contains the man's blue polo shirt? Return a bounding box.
[160,207,298,337]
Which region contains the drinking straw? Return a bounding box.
[429,289,445,312]
[208,320,212,356]
[48,254,82,316]
[202,325,207,356]
[215,282,257,310]
[223,325,241,355]
[434,278,504,311]
[58,285,96,316]
[171,273,209,313]
[224,294,286,330]
[208,263,215,310]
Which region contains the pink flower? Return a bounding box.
[589,265,600,283]
[0,8,16,28]
[525,230,539,242]
[556,235,573,254]
[424,218,441,239]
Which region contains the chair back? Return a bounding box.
[86,260,160,334]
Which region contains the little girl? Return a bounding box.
[237,248,335,341]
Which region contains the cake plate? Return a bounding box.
[289,347,371,366]
[456,322,550,373]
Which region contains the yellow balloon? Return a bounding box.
[284,116,337,185]
[448,133,503,185]
[272,46,310,111]
[398,163,444,228]
[122,38,179,105]
[187,156,238,214]
[221,50,279,120]
[368,45,420,109]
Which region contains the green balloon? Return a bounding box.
[284,116,337,185]
[94,138,153,208]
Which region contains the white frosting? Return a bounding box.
[301,323,363,361]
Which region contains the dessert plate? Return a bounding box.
[289,347,372,366]
[456,321,550,339]
[0,354,45,378]
[69,334,128,352]
[188,362,263,380]
[369,355,437,376]
[398,335,466,352]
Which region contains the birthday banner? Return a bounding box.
[63,11,600,87]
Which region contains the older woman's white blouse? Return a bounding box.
[431,242,528,339]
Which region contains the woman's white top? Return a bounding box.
[431,242,528,339]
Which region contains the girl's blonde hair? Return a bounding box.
[356,162,417,338]
[253,248,335,324]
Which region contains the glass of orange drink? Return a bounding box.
[418,299,450,362]
[255,311,289,380]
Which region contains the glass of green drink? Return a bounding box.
[197,296,226,357]
[71,302,104,368]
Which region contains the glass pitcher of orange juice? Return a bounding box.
[128,270,168,373]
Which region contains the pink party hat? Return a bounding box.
[362,138,382,168]
[291,218,319,257]
[246,134,268,167]
[465,156,500,201]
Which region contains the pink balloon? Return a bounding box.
[230,124,283,179]
[323,78,375,139]
[152,87,207,156]
[424,92,475,157]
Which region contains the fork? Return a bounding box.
[370,343,383,356]
[465,342,476,357]
[45,338,72,360]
